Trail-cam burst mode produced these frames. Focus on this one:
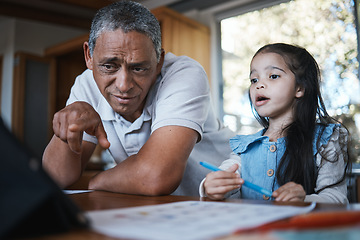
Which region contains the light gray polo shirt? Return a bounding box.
[67,53,235,196]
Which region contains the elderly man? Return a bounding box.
[42,0,235,196]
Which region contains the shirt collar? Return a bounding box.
[230,129,267,154]
[230,123,338,156]
[97,96,116,121]
[230,129,287,154]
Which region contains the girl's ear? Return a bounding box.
[295,85,305,98]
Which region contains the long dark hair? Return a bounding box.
[250,43,348,194]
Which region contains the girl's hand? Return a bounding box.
[272,182,306,202]
[203,164,242,200]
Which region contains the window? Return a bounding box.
[220,0,360,165]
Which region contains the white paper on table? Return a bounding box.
[86,201,316,240]
[63,190,94,194]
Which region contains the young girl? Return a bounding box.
[200,43,350,203]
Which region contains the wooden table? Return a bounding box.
[27,191,351,240]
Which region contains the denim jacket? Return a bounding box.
[229,124,339,201]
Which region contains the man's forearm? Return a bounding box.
[88,126,198,196]
[42,135,85,188]
[88,155,183,196]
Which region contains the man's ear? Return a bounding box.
[295,85,305,98]
[156,49,165,74]
[83,42,93,70]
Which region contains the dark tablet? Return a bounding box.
[0,118,89,239]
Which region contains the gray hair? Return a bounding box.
[88,1,162,62]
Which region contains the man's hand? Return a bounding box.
[272,182,306,202]
[203,164,242,200]
[53,101,110,153]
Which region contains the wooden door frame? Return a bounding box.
[12,52,56,142]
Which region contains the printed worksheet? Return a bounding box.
[87,201,316,240]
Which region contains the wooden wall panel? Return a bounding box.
[152,7,211,81]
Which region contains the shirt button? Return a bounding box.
[267,169,274,177]
[263,195,270,200]
[269,145,277,152]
